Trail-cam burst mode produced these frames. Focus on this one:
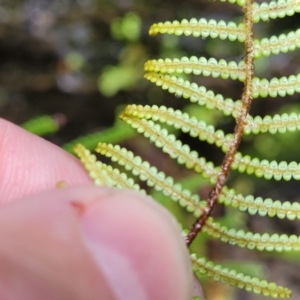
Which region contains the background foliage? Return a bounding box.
[0,0,300,299]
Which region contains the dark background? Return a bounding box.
[0,0,300,299]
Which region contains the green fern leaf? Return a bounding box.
[76,0,300,297]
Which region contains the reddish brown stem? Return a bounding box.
[185,0,255,247]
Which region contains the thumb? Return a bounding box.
[0,185,193,300]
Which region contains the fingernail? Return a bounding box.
[80,201,147,300]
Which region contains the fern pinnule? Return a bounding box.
[219,187,300,220]
[144,57,246,80]
[74,143,117,187]
[254,29,300,57]
[190,254,292,298]
[149,18,246,41]
[203,218,300,251]
[250,0,300,22]
[144,72,242,116]
[244,113,300,134]
[74,144,143,191]
[252,75,300,98]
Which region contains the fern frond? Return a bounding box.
[204,217,300,251]
[190,254,292,298]
[121,105,300,214]
[122,104,232,150]
[231,154,300,181]
[121,105,300,181]
[144,72,242,117]
[74,144,143,191]
[76,0,300,296]
[222,0,300,22]
[95,143,208,217]
[74,143,115,186]
[219,186,300,220]
[119,113,220,180]
[123,104,300,138]
[76,142,300,295]
[254,29,300,57]
[144,57,246,80]
[251,0,300,22]
[245,113,300,134]
[252,75,300,98]
[149,18,246,41]
[144,72,300,135]
[146,66,300,99]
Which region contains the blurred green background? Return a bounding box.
[0,1,300,299]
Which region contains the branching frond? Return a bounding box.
[74,144,142,190]
[122,105,300,181]
[123,104,300,137]
[76,0,300,297]
[119,113,220,180]
[145,69,300,99]
[121,104,232,151]
[95,143,207,217]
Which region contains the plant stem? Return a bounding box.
[185,0,255,247]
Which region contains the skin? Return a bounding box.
[0,118,193,300]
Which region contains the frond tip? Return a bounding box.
[149,18,246,41]
[144,57,246,80]
[73,144,143,191]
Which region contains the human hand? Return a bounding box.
[0,119,193,300]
